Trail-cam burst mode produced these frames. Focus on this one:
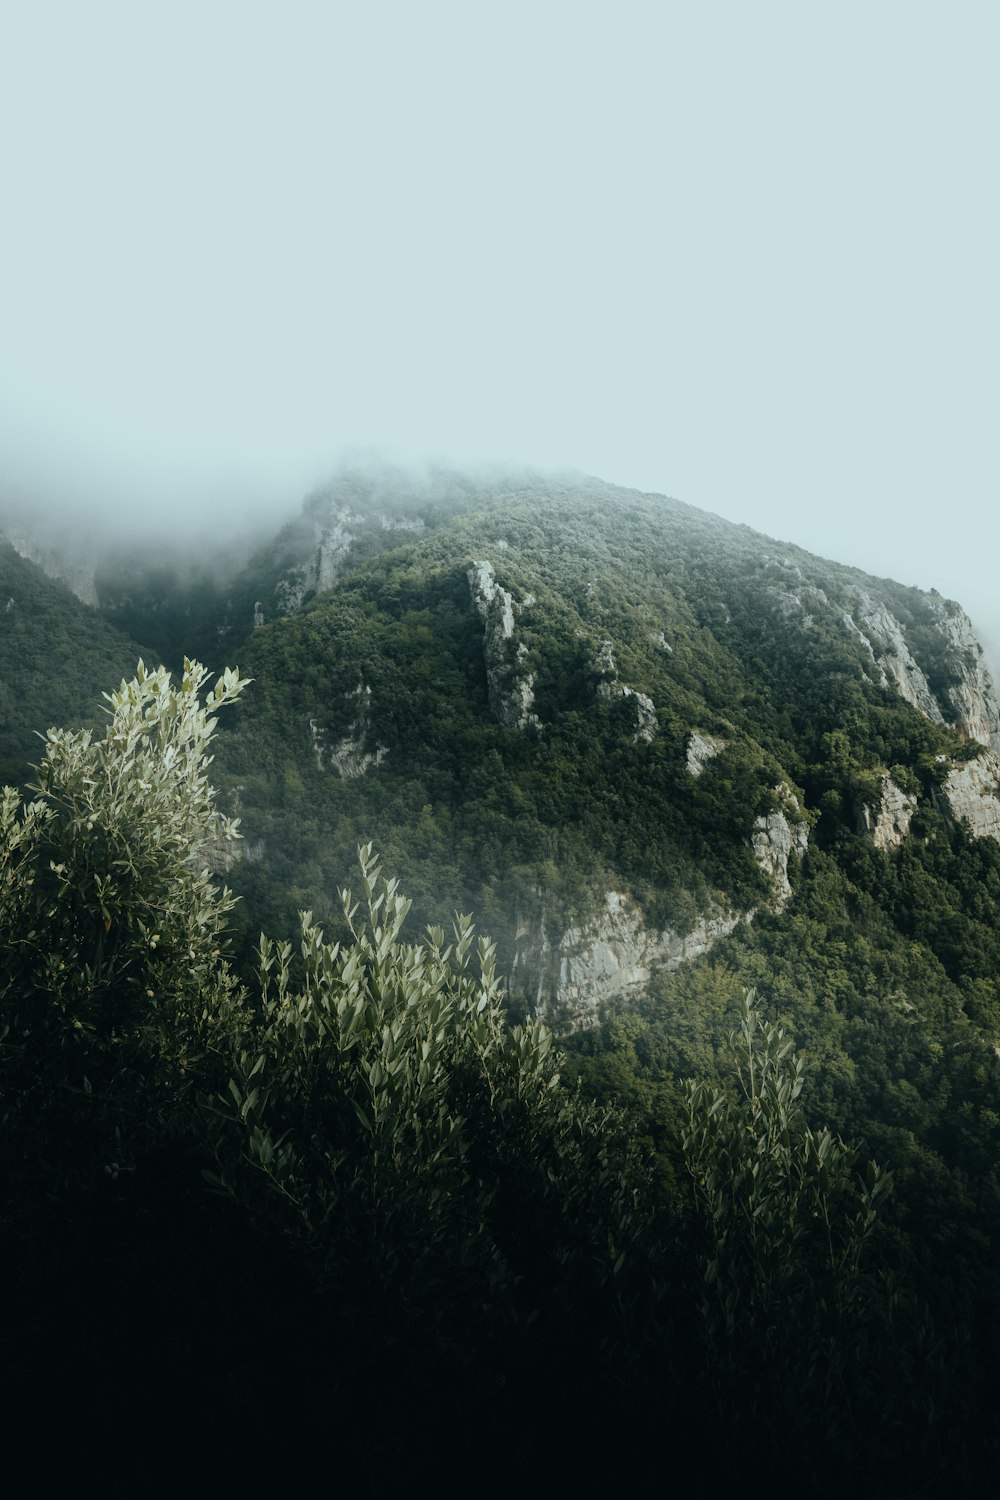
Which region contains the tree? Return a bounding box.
[205,844,649,1372]
[1,659,250,1199]
[681,990,893,1470]
[0,662,652,1463]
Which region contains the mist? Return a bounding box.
[2,2,998,660]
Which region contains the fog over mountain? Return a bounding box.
[1,2,997,663]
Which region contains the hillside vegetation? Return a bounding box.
[2,465,1000,1482]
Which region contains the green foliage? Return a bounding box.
[0,541,150,786]
[205,845,647,1360]
[1,659,249,1200]
[682,993,891,1410]
[1,666,653,1467]
[7,471,1000,1483]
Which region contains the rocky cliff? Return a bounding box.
[857,776,918,852]
[594,641,659,743]
[846,587,945,721]
[928,599,1000,751]
[309,680,388,778]
[514,790,808,1025]
[934,752,1000,841]
[268,504,425,621]
[0,520,100,607]
[514,890,743,1027]
[467,560,540,730]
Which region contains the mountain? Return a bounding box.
[199,466,1000,986]
[0,537,151,786]
[4,462,1000,1482]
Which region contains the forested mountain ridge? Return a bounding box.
[203,470,1000,998]
[0,539,151,786]
[5,466,1000,1032]
[4,464,1000,1484]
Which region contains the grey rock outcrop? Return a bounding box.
[467,560,540,730]
[928,601,1000,751]
[1,523,100,606]
[309,682,388,778]
[518,889,743,1027]
[200,832,265,876]
[751,787,808,906]
[845,588,1000,756]
[514,779,808,1023]
[933,751,1000,841]
[846,589,945,723]
[275,505,426,614]
[595,641,659,743]
[857,776,917,852]
[686,731,725,776]
[761,559,828,630]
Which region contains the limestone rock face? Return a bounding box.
[467,560,540,730]
[513,779,809,1023]
[275,511,356,612]
[933,751,1000,841]
[309,682,388,778]
[1,524,100,606]
[686,731,725,777]
[842,592,1000,760]
[761,558,828,629]
[928,601,1000,751]
[202,834,266,875]
[275,505,425,615]
[518,889,742,1027]
[594,641,659,743]
[858,776,917,852]
[751,789,808,907]
[847,590,945,723]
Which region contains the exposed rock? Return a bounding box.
[509,903,556,1013]
[276,512,357,612]
[1,525,100,606]
[761,560,827,629]
[595,640,617,676]
[467,560,540,730]
[200,833,265,876]
[928,600,1000,751]
[840,610,886,684]
[597,679,659,742]
[275,505,426,614]
[839,591,1000,754]
[514,786,806,1023]
[650,630,673,653]
[767,586,810,622]
[847,589,944,724]
[309,682,388,778]
[376,511,425,535]
[308,718,326,772]
[857,776,917,852]
[686,731,725,777]
[519,888,743,1028]
[751,788,808,907]
[933,751,1000,841]
[594,640,659,743]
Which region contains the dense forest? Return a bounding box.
[2,466,999,1487]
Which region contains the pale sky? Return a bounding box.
[1,1,998,661]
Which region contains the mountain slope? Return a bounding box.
[5,463,1000,1469]
[201,469,995,1006]
[0,541,153,786]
